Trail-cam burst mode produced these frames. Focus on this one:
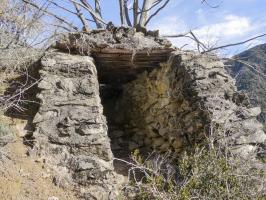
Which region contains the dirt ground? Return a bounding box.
[0,116,78,200]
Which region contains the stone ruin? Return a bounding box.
[26,28,266,199]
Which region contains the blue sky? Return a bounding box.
[149,0,266,55]
[99,0,266,55]
[43,0,266,55]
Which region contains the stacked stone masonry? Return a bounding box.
[31,51,122,200]
[118,51,266,158]
[31,48,266,199]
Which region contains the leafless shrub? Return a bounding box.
[0,0,55,113]
[0,0,55,48]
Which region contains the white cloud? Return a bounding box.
[193,15,266,53]
[149,16,187,35]
[194,15,252,43]
[149,16,193,48]
[150,14,265,53]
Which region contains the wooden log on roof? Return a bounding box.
[55,29,175,83]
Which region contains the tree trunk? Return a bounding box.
[73,2,90,32]
[119,0,132,27]
[133,0,138,27]
[119,0,126,26]
[80,0,104,28]
[124,0,132,26]
[94,0,103,28]
[139,0,154,28]
[95,0,102,17]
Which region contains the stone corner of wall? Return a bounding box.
[118,50,266,160]
[30,50,124,199]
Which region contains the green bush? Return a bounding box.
[122,148,266,200]
[0,124,11,136]
[0,123,13,146]
[177,149,265,200]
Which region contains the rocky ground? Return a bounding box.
[0,115,77,200]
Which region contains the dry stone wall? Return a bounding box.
[31,51,123,200]
[30,46,266,200]
[118,51,266,158]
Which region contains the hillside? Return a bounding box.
[0,29,265,199]
[226,43,266,124]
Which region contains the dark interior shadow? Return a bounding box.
[100,84,133,176]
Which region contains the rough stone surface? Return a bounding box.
[116,51,266,158]
[30,38,266,199]
[55,29,175,84]
[31,50,123,199]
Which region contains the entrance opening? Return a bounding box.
[100,83,132,176]
[93,47,174,176]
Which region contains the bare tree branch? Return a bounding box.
[144,0,170,26]
[189,30,208,52]
[46,0,96,23]
[47,0,77,16]
[62,0,105,27]
[138,0,163,14]
[80,0,104,28]
[20,0,172,31]
[163,30,266,55]
[73,2,90,31]
[161,31,191,38]
[95,0,102,18]
[203,33,266,53]
[201,0,221,8]
[119,0,132,26]
[162,30,208,52]
[225,57,266,79]
[124,0,132,26]
[22,0,78,31]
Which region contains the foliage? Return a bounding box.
[0,123,13,146]
[0,124,11,137]
[121,148,266,200]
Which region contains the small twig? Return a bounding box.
[161,31,190,38]
[144,0,170,26]
[73,2,90,31]
[201,0,221,8]
[22,0,78,31]
[224,57,266,79]
[203,33,266,53]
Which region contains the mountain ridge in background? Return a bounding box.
[226,43,266,125]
